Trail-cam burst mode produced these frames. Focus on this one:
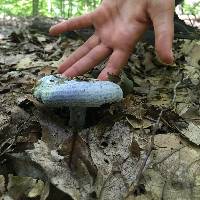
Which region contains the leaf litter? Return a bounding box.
[0,20,200,200]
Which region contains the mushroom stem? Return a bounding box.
[69,107,87,128]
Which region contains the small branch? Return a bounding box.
[171,75,189,107]
[0,138,15,157]
[171,80,181,106]
[125,110,163,198]
[187,14,194,27]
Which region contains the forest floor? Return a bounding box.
[0,18,200,200]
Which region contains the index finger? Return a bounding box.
[49,13,93,35]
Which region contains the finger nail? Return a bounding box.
[49,26,55,34]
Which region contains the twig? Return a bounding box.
[171,80,182,106]
[0,138,15,157]
[125,110,163,198]
[187,14,194,27]
[171,75,189,107]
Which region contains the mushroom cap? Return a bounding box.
[34,75,123,107]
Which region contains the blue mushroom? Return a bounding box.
[34,75,123,128]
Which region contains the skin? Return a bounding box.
[49,0,175,80]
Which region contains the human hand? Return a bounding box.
[50,0,175,80]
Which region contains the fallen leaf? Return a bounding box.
[181,122,200,145]
[16,57,33,69]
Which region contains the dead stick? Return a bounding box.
[125,110,163,198]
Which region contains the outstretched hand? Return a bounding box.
[50,0,175,80]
